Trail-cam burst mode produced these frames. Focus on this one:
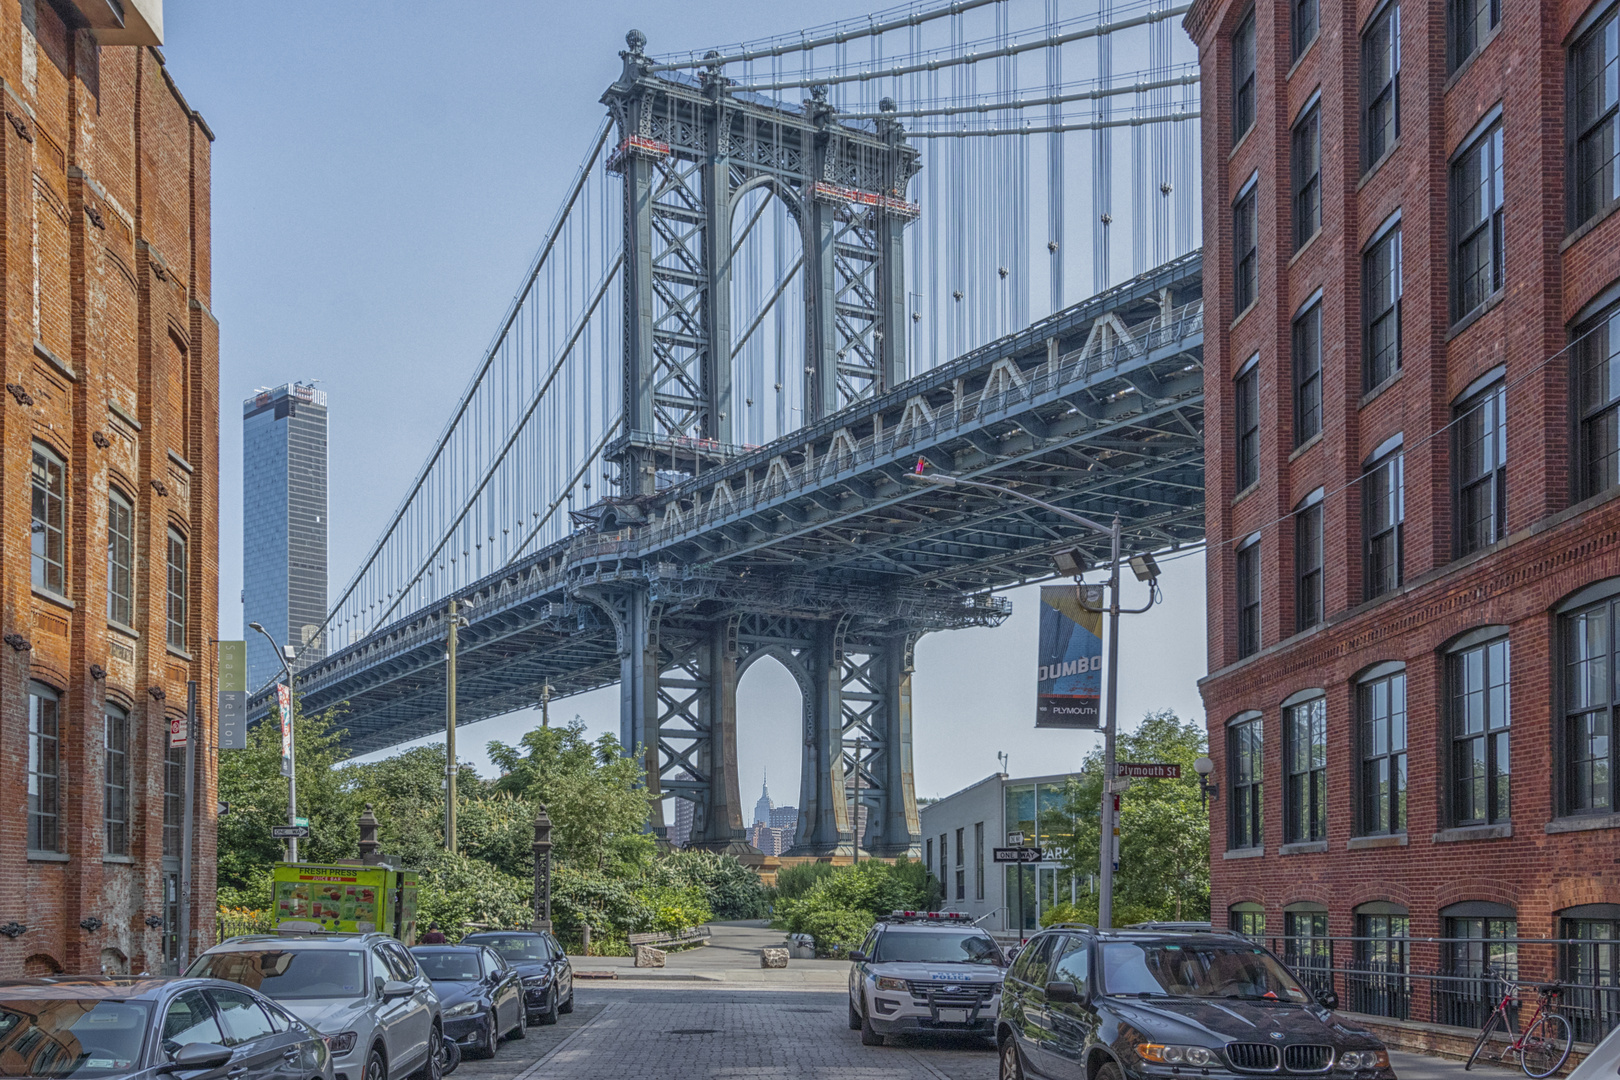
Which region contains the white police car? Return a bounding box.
[847,911,1008,1046]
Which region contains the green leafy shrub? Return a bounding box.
[649,850,769,919]
[633,885,713,935]
[774,861,837,900]
[415,851,533,936]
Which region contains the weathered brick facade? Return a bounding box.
[1186,0,1620,946]
[0,1,216,975]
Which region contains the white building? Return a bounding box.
[918,772,1089,935]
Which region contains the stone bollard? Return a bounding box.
[634,944,666,968]
[760,947,789,969]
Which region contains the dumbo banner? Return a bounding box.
[1037,585,1104,729]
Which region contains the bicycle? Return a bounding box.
[1464,974,1573,1078]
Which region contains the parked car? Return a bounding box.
[189,933,443,1080]
[458,931,572,1026]
[409,945,524,1058]
[996,925,1395,1080]
[0,974,332,1080]
[847,912,1009,1046]
[1567,1021,1620,1080]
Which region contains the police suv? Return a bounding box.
[847,911,1009,1046]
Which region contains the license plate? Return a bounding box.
[938,1009,968,1024]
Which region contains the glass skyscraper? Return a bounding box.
[243,383,329,691]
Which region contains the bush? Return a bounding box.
[775,861,837,900]
[773,860,937,954]
[632,885,712,935]
[650,850,769,920]
[796,907,873,958]
[415,851,534,936]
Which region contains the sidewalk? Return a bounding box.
[568,920,848,988]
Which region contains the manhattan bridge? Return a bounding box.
[258,0,1208,860]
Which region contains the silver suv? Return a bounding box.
[189,933,442,1080]
[847,912,1008,1046]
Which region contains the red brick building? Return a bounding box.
[1188,0,1620,1033]
[0,0,217,976]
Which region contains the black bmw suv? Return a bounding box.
[997,925,1395,1080]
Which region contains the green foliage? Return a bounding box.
[796,908,874,958]
[648,850,770,920]
[414,851,534,936]
[1049,709,1211,926]
[774,861,837,900]
[632,885,713,935]
[773,859,936,955]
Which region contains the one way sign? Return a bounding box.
[992,847,1044,863]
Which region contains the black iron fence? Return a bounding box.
[1250,935,1620,1046]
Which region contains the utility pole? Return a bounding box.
[179,682,197,970]
[541,682,552,728]
[851,736,864,865]
[249,622,298,863]
[446,598,467,854]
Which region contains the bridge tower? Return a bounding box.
[597,31,924,859]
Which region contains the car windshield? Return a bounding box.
[189,949,368,1000]
[468,936,553,962]
[1100,942,1311,1002]
[414,953,481,981]
[872,931,1002,965]
[0,1000,152,1077]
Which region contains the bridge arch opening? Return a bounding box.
[729,183,805,448]
[732,646,807,854]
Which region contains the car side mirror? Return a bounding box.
[382,979,415,1000]
[1045,981,1080,1004]
[163,1042,233,1072]
[848,951,868,963]
[1316,990,1339,1011]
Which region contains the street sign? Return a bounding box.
[270,825,311,840]
[1006,831,1024,846]
[294,816,309,827]
[218,641,247,750]
[1118,762,1182,779]
[218,801,229,816]
[169,712,187,748]
[992,847,1044,863]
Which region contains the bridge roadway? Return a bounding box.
[269,250,1204,857]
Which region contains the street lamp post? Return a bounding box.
[531,804,553,933]
[248,622,298,863]
[908,471,1159,928]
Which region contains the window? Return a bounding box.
[1452,122,1505,323]
[1351,904,1410,1019]
[1294,299,1322,445]
[1451,635,1510,825]
[1228,713,1264,849]
[1442,902,1517,1028]
[1236,358,1260,491]
[1234,183,1259,316]
[108,490,134,627]
[955,826,965,901]
[1293,104,1322,250]
[1360,666,1408,835]
[162,991,224,1051]
[926,838,933,874]
[208,989,277,1047]
[1051,937,1090,989]
[1295,494,1324,632]
[1449,0,1498,72]
[1237,537,1261,659]
[1575,303,1620,498]
[106,704,130,856]
[1230,903,1265,938]
[1284,907,1331,997]
[31,443,66,595]
[1559,906,1620,1044]
[1455,380,1508,555]
[1285,695,1327,843]
[1292,0,1318,61]
[1233,9,1257,142]
[167,528,188,651]
[164,742,185,858]
[1363,445,1405,599]
[1364,223,1403,389]
[1572,9,1620,230]
[1363,2,1400,169]
[28,683,60,853]
[1564,592,1620,814]
[974,822,985,900]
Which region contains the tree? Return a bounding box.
[341,745,485,870]
[1048,709,1210,926]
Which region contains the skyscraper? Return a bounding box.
[243,383,329,690]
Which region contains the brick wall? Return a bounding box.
[0,0,216,976]
[1186,0,1620,945]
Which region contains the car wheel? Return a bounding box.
[418,1026,444,1080]
[999,1038,1025,1080]
[478,1013,498,1059]
[1097,1060,1125,1080]
[848,999,862,1031]
[558,989,574,1015]
[860,1007,884,1047]
[509,1005,527,1041]
[441,1039,460,1077]
[539,987,560,1026]
[365,1048,386,1080]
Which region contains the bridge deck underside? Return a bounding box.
[283,254,1206,755]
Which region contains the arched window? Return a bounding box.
[1358,662,1408,836]
[1558,904,1620,1043]
[1283,690,1327,844]
[1229,902,1265,939]
[105,703,130,856]
[1446,628,1510,826]
[107,489,134,627]
[1227,712,1264,851]
[1350,901,1409,1019]
[1283,902,1330,997]
[31,442,66,595]
[1440,901,1516,1028]
[166,527,188,650]
[28,682,61,854]
[1560,581,1620,815]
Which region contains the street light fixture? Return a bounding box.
[1193,755,1218,808]
[908,468,1160,929]
[248,621,299,863]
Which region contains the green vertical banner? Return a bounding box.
[218,641,247,750]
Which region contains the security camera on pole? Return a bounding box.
[908,464,1161,929]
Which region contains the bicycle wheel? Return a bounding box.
[1467,1009,1505,1071]
[1519,1013,1573,1079]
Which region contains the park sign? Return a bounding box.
[1118,762,1182,779]
[1036,585,1104,729]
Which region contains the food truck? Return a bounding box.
[270,860,419,942]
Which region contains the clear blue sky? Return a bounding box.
[166,0,1208,806]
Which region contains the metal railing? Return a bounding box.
[1247,934,1620,1045]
